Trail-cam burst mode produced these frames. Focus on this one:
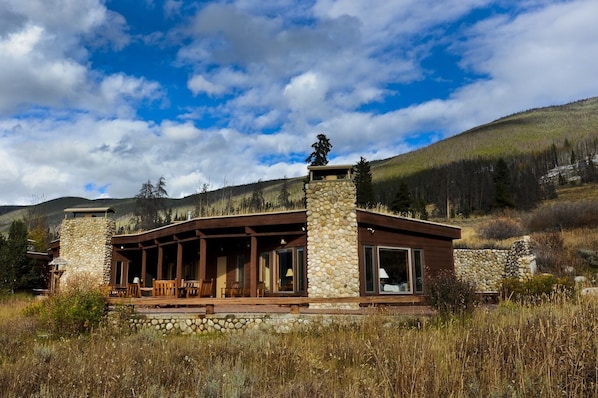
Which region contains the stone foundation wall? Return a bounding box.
[454,249,508,291]
[59,217,115,288]
[110,312,405,335]
[455,236,536,292]
[305,179,359,309]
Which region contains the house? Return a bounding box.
[50,165,460,304]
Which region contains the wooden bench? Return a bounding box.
[221,281,241,297]
[182,280,202,298]
[152,279,178,297]
[221,281,265,298]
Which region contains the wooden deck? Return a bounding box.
[106,295,431,315]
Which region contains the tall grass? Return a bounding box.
[1,294,597,397]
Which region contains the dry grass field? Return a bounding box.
[2,184,597,397]
[1,293,597,397]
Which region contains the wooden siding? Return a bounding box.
[357,210,461,240]
[104,208,460,299]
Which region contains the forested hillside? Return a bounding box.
[373,97,598,180]
[373,98,598,217]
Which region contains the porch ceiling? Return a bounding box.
[113,210,307,249]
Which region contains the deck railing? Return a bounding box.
[105,295,427,314]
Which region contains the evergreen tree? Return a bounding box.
[163,208,173,225]
[390,180,412,216]
[277,177,291,209]
[493,158,514,209]
[412,196,429,220]
[0,220,44,293]
[304,134,333,206]
[306,133,332,166]
[354,157,375,208]
[550,143,559,168]
[194,183,211,217]
[580,154,598,183]
[249,180,265,212]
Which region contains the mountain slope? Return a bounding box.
[373,97,598,182]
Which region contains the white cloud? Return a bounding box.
[164,0,184,18]
[0,24,88,113]
[161,121,201,141]
[1,24,43,57]
[188,75,228,96]
[421,0,598,134]
[284,72,329,113]
[0,0,151,117]
[459,0,598,104]
[1,0,598,207]
[95,74,163,117]
[313,0,491,49]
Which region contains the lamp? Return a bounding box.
[280,238,287,245]
[285,268,294,277]
[379,268,389,279]
[133,277,140,284]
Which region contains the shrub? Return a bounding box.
[31,284,107,337]
[501,274,574,304]
[531,232,566,273]
[479,217,525,240]
[578,249,598,269]
[427,270,479,319]
[525,200,598,232]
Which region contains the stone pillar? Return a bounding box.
[306,165,359,309]
[59,215,115,289]
[504,236,535,279]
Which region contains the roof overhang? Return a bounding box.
[357,209,461,240]
[64,207,115,218]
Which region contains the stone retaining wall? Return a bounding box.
[454,236,536,292]
[110,313,394,335]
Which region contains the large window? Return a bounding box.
[365,246,425,295]
[379,247,411,293]
[273,247,306,293]
[260,252,271,294]
[276,249,293,292]
[236,255,245,288]
[115,261,125,286]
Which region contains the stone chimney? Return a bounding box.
[305,165,359,309]
[58,208,116,290]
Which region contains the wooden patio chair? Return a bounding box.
[257,281,265,297]
[126,282,141,298]
[152,279,178,297]
[221,281,240,297]
[199,278,214,298]
[240,281,264,297]
[183,280,202,298]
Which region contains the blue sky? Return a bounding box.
[1,0,598,205]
